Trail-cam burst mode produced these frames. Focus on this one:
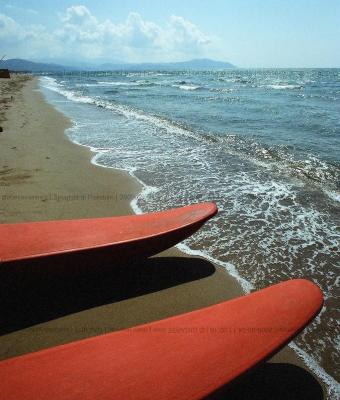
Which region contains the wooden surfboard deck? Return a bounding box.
[0,202,217,264]
[0,279,323,400]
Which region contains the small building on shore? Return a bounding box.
[0,69,10,78]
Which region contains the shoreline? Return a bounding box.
[0,75,332,397]
[0,75,139,222]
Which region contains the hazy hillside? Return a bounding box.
[1,58,235,72]
[1,59,77,72]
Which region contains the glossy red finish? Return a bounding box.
[0,279,323,400]
[0,202,217,264]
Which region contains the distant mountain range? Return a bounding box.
[1,58,235,72]
[1,59,75,72]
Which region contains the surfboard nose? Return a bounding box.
[283,278,324,316]
[188,201,218,219]
[203,201,218,217]
[254,279,324,332]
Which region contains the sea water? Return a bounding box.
[39,69,340,397]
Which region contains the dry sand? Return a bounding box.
[0,75,326,398]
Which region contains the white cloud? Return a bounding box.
[0,13,60,59]
[168,15,211,46]
[62,5,96,25]
[5,4,38,16]
[0,13,25,41]
[0,5,214,62]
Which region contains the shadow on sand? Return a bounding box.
[0,255,215,335]
[206,362,324,400]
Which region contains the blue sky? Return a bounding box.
[0,0,339,67]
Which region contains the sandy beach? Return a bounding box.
[0,75,327,398]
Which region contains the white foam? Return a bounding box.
[130,181,159,215]
[40,77,201,143]
[127,72,171,77]
[75,80,156,88]
[324,190,340,203]
[98,81,135,86]
[289,342,340,399]
[266,84,303,90]
[40,76,94,104]
[75,140,160,216]
[172,84,202,91]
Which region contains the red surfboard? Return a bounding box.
[0,279,323,400]
[0,202,217,264]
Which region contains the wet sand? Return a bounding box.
[0,75,326,398]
